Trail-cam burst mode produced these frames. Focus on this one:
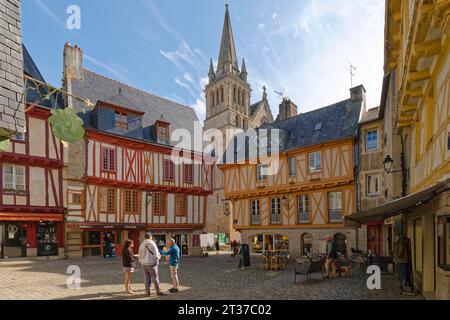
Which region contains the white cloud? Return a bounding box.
[272,12,278,20]
[258,23,266,30]
[161,40,209,121]
[160,42,206,76]
[238,0,384,114]
[192,98,206,124]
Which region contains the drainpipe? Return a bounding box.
[400,135,408,236]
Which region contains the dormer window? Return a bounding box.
[156,120,170,144]
[114,111,128,129]
[159,126,168,140]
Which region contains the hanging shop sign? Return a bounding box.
[48,107,85,143]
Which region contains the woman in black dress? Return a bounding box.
[122,239,135,294]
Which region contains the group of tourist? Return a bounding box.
[121,233,181,296]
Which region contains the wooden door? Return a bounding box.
[367,224,382,256]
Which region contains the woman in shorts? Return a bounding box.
[122,239,136,294]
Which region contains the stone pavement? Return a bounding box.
[0,253,423,300]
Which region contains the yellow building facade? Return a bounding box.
[220,89,364,258]
[385,0,449,299]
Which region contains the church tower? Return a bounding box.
[204,4,252,134]
[203,4,273,242]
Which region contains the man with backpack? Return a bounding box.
[138,232,167,296]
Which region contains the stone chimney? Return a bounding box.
[63,42,83,81]
[278,98,298,121]
[350,85,367,113]
[63,43,84,110]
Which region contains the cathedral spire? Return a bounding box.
[217,3,239,76]
[240,58,247,81]
[208,59,216,82]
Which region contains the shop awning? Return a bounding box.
[0,213,64,222]
[346,178,450,226]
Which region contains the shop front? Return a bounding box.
[174,234,189,256]
[249,234,289,254]
[0,213,64,259]
[141,230,203,257]
[346,179,450,300]
[65,223,146,258]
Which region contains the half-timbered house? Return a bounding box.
[219,87,364,258]
[0,46,64,259]
[63,44,213,258]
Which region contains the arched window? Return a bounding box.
[301,233,313,257]
[221,87,224,103]
[233,86,236,103]
[334,233,347,256]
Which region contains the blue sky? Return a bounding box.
[22,0,385,122]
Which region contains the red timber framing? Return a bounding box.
[0,104,64,214]
[85,129,214,195]
[71,129,212,231]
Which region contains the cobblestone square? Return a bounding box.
[0,253,423,300]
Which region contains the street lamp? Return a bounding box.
[383,155,394,173]
[382,154,408,197]
[146,192,152,206]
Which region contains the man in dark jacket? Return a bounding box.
[393,235,409,293]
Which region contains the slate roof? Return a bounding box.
[360,107,380,124]
[222,98,362,163]
[70,69,199,138]
[23,45,55,109]
[250,100,263,116]
[272,98,362,151]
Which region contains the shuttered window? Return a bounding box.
[153,192,167,216]
[99,187,115,213]
[125,190,139,215]
[184,164,194,183]
[102,147,115,172]
[163,160,175,181]
[175,194,188,216]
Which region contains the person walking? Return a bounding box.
[215,240,220,255]
[393,235,410,294]
[138,233,166,296]
[324,234,337,278]
[122,239,136,295]
[160,238,181,293]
